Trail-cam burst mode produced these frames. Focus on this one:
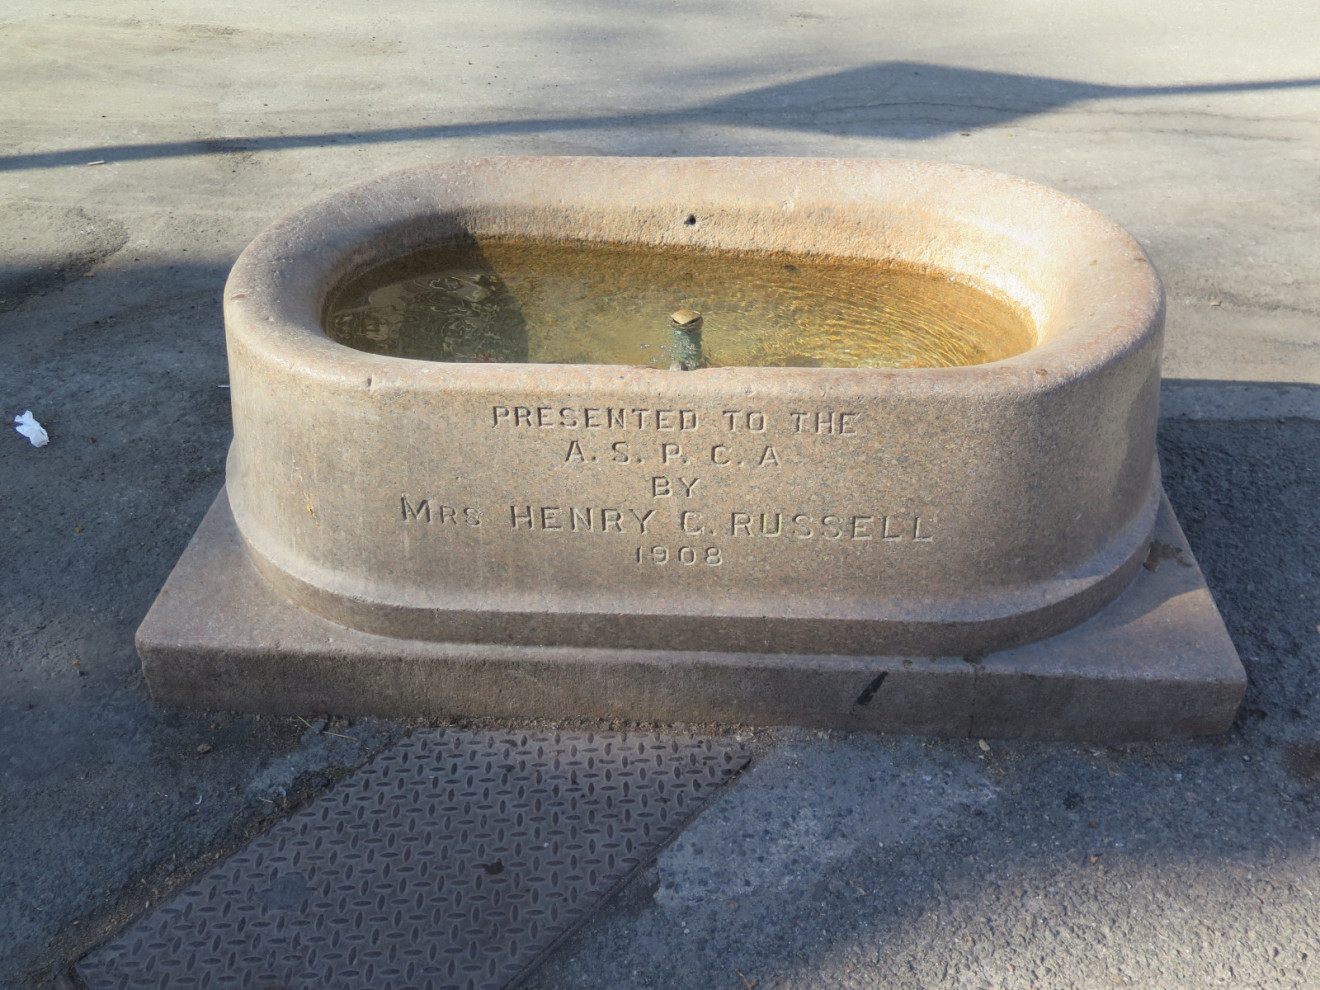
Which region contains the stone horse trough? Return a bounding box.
[138,157,1244,739]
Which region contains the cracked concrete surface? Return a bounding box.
[2,1,1319,987]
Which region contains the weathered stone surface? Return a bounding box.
[137,156,1244,735]
[221,157,1165,657]
[137,489,1243,739]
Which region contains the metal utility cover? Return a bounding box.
[77,729,751,990]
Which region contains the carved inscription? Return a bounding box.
[493,405,700,430]
[729,511,933,541]
[635,545,723,566]
[789,411,859,434]
[401,496,481,526]
[510,505,656,534]
[493,405,856,472]
[559,439,787,468]
[395,404,938,571]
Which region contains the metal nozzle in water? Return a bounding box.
[669,309,704,370]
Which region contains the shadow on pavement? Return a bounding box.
[5,248,1320,987]
[526,416,1320,989]
[3,61,1319,171]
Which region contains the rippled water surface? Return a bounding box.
[325,239,1035,369]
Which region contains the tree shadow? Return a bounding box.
[4,60,1318,171]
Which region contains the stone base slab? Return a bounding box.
[138,487,1245,740]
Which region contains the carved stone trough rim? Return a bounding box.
[219,156,1164,657]
[224,155,1164,396]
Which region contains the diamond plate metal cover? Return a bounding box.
[78,729,750,990]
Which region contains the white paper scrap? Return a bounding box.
[14,411,49,447]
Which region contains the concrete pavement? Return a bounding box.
[2,2,1318,986]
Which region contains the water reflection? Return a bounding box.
[326,239,1035,369]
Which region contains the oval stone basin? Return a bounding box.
[222,157,1164,658]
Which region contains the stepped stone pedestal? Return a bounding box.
[137,157,1245,738]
